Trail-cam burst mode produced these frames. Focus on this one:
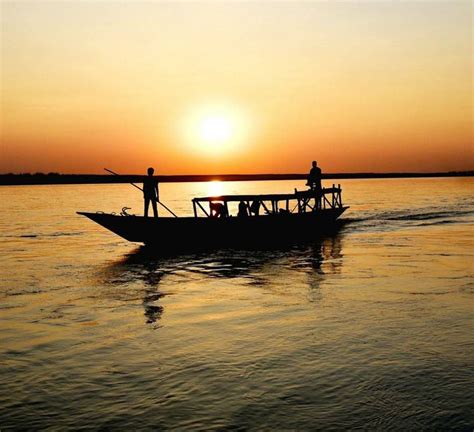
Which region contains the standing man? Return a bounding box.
[307,161,322,191]
[143,167,159,217]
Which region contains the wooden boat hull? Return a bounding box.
[78,207,348,249]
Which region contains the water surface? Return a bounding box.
[1,178,473,430]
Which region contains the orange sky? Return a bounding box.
[1,1,472,174]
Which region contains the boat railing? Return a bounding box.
[192,184,344,218]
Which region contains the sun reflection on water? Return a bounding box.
[206,180,225,197]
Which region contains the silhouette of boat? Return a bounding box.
[78,186,348,249]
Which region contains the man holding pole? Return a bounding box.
[143,167,159,217]
[105,167,177,217]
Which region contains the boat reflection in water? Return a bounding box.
[99,230,345,326]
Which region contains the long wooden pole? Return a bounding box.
[104,168,178,218]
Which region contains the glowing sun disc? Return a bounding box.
[200,116,233,144]
[179,103,251,156]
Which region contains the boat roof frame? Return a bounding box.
[192,186,341,203]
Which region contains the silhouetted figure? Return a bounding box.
[210,202,228,218]
[238,201,249,217]
[143,167,159,217]
[250,200,261,216]
[307,161,322,192]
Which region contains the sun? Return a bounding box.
[199,115,233,146]
[180,104,250,156]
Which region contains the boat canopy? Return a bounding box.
[192,186,344,218]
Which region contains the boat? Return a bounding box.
[78,185,349,249]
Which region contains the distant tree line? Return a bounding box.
[0,171,472,186]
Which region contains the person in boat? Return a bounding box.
[238,201,249,217]
[143,167,159,217]
[249,200,260,216]
[306,161,322,192]
[210,202,228,218]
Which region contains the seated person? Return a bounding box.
[238,201,249,217]
[210,202,228,218]
[249,200,260,216]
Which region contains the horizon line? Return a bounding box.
[0,170,473,186]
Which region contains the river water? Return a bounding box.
[0,178,473,430]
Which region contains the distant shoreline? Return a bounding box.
[0,171,472,186]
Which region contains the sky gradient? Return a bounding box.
[1,1,472,174]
